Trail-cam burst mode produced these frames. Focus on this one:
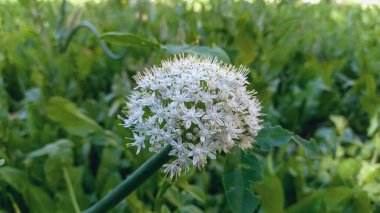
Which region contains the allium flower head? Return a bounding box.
[121,55,262,179]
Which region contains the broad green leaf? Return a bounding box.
[234,31,257,65]
[225,188,259,213]
[179,204,203,213]
[46,97,102,137]
[24,139,74,190]
[337,158,361,182]
[64,166,91,209]
[292,136,321,159]
[286,187,354,213]
[179,183,206,203]
[351,191,372,213]
[95,145,122,194]
[255,176,284,213]
[27,185,55,213]
[100,32,160,48]
[223,148,261,213]
[362,183,380,203]
[31,70,44,87]
[100,171,122,198]
[75,48,94,80]
[256,125,293,152]
[56,191,76,213]
[0,167,28,194]
[161,205,171,213]
[163,44,231,63]
[0,167,55,213]
[126,192,149,213]
[26,139,73,161]
[164,186,183,208]
[358,161,380,185]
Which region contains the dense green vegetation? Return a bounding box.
[1,0,379,212]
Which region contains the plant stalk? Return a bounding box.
[63,167,81,213]
[82,145,172,213]
[60,20,125,59]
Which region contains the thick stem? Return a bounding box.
[82,145,172,213]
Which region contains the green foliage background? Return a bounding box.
[0,0,379,212]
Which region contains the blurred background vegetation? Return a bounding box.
[0,0,379,212]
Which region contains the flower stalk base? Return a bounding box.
[83,145,172,213]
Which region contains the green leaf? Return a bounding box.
[163,44,231,63]
[126,192,148,212]
[0,167,28,194]
[351,191,372,213]
[56,191,76,213]
[362,183,380,203]
[179,205,203,213]
[0,159,4,166]
[24,139,74,190]
[367,113,379,136]
[357,162,380,185]
[46,97,102,137]
[27,185,55,213]
[100,171,122,198]
[255,176,284,213]
[286,187,354,213]
[100,32,161,48]
[292,136,321,159]
[160,205,171,213]
[95,146,122,194]
[329,115,347,136]
[0,167,56,213]
[223,148,261,213]
[164,186,183,208]
[337,158,361,182]
[256,125,293,152]
[234,31,257,65]
[64,166,91,209]
[179,183,206,203]
[26,139,73,161]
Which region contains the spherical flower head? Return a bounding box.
[120,55,262,179]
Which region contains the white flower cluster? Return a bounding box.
[121,55,262,179]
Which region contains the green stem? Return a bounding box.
[153,181,170,212]
[63,167,81,213]
[60,20,125,59]
[83,145,172,213]
[267,152,274,175]
[371,148,379,164]
[371,133,380,164]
